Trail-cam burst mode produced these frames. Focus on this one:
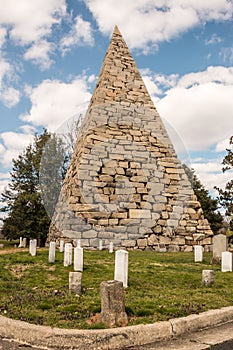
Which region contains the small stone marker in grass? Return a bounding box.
[114,249,128,288]
[202,270,214,286]
[221,251,232,272]
[194,245,203,262]
[48,241,56,263]
[29,239,37,256]
[74,247,83,271]
[69,272,82,295]
[64,243,72,266]
[100,280,128,327]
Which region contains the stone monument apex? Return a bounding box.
[47,26,213,252]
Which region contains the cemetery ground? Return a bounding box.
[0,243,233,330]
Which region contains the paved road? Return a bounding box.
[122,321,233,350]
[0,338,44,350]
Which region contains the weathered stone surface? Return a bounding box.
[202,270,214,286]
[100,280,128,327]
[213,234,228,259]
[69,272,82,295]
[47,26,213,252]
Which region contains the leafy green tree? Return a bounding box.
[183,164,223,234]
[215,136,233,231]
[0,130,68,246]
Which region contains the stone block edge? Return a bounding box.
[0,306,233,349]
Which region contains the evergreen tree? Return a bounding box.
[183,164,223,234]
[215,136,233,230]
[0,130,68,246]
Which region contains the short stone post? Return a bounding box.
[59,240,64,253]
[221,252,232,272]
[76,239,81,248]
[69,272,82,295]
[202,270,214,286]
[48,242,56,263]
[109,242,114,253]
[194,245,203,262]
[100,280,128,327]
[74,247,83,271]
[64,243,72,267]
[99,239,103,251]
[29,239,37,256]
[114,249,128,288]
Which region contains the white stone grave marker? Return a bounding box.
[18,237,23,248]
[221,252,232,272]
[194,245,203,262]
[74,247,83,271]
[213,234,227,260]
[22,238,27,248]
[59,240,64,253]
[99,239,103,251]
[29,239,37,256]
[114,249,128,288]
[64,243,72,267]
[48,242,56,263]
[109,242,114,253]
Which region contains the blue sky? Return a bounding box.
[0,0,233,209]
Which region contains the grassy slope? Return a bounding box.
[0,249,232,329]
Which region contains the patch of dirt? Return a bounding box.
[5,264,30,278]
[85,313,101,326]
[0,248,28,255]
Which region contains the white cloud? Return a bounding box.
[142,75,162,101]
[84,0,233,53]
[0,0,66,45]
[178,66,233,87]
[192,161,232,192]
[0,0,67,69]
[24,40,55,70]
[144,66,233,152]
[60,15,94,54]
[0,26,7,48]
[0,86,20,107]
[192,161,222,174]
[0,56,19,107]
[205,33,223,45]
[215,138,231,152]
[0,131,34,168]
[21,78,92,131]
[220,47,233,64]
[0,173,10,197]
[0,57,11,88]
[141,69,178,99]
[0,179,10,196]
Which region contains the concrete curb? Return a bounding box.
[1,306,233,349]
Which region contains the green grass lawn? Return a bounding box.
[0,248,232,329]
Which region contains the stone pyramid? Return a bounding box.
[48,26,213,252]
